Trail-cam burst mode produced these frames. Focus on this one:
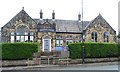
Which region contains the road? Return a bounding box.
[22,62,119,70]
[1,62,119,72]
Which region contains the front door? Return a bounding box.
[43,39,51,52]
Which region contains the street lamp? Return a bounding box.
[81,0,85,64]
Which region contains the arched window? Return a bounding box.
[10,25,34,42]
[16,25,29,42]
[104,32,109,42]
[91,32,97,42]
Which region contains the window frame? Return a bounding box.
[56,35,63,46]
[91,32,98,42]
[66,35,73,45]
[104,32,109,42]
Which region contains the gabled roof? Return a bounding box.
[2,9,115,34]
[2,9,37,29]
[85,14,116,32]
[34,19,90,33]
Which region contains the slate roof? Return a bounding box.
[2,9,115,33]
[2,9,37,29]
[85,14,116,32]
[34,19,90,33]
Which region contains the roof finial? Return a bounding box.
[22,7,24,10]
[99,11,101,15]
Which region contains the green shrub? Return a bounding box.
[2,42,39,60]
[68,43,118,59]
[118,42,120,56]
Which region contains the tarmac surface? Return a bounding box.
[1,62,120,71]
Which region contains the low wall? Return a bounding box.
[70,57,118,64]
[2,57,118,67]
[2,60,27,67]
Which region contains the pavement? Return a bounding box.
[1,61,119,70]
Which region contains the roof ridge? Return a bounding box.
[3,9,37,28]
[84,14,115,32]
[33,18,90,22]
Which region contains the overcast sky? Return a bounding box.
[0,0,119,34]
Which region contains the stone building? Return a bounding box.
[1,8,116,52]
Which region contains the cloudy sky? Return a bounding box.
[0,0,119,34]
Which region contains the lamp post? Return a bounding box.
[81,0,85,64]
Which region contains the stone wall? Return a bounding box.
[37,32,82,51]
[85,23,116,43]
[2,57,118,67]
[37,32,56,52]
[1,9,37,42]
[2,60,27,67]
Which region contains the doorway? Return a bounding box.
[43,36,51,52]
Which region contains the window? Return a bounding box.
[56,35,63,39]
[75,36,81,43]
[30,36,34,42]
[91,32,97,42]
[104,32,109,42]
[15,32,34,42]
[25,36,28,42]
[25,32,28,35]
[56,40,59,46]
[10,32,14,42]
[56,35,63,46]
[10,36,14,42]
[10,25,34,42]
[30,32,34,35]
[66,35,73,39]
[60,40,63,46]
[66,35,73,45]
[21,36,24,42]
[16,36,20,42]
[11,32,14,35]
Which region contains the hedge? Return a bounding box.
[118,42,120,56]
[68,43,118,59]
[1,42,39,60]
